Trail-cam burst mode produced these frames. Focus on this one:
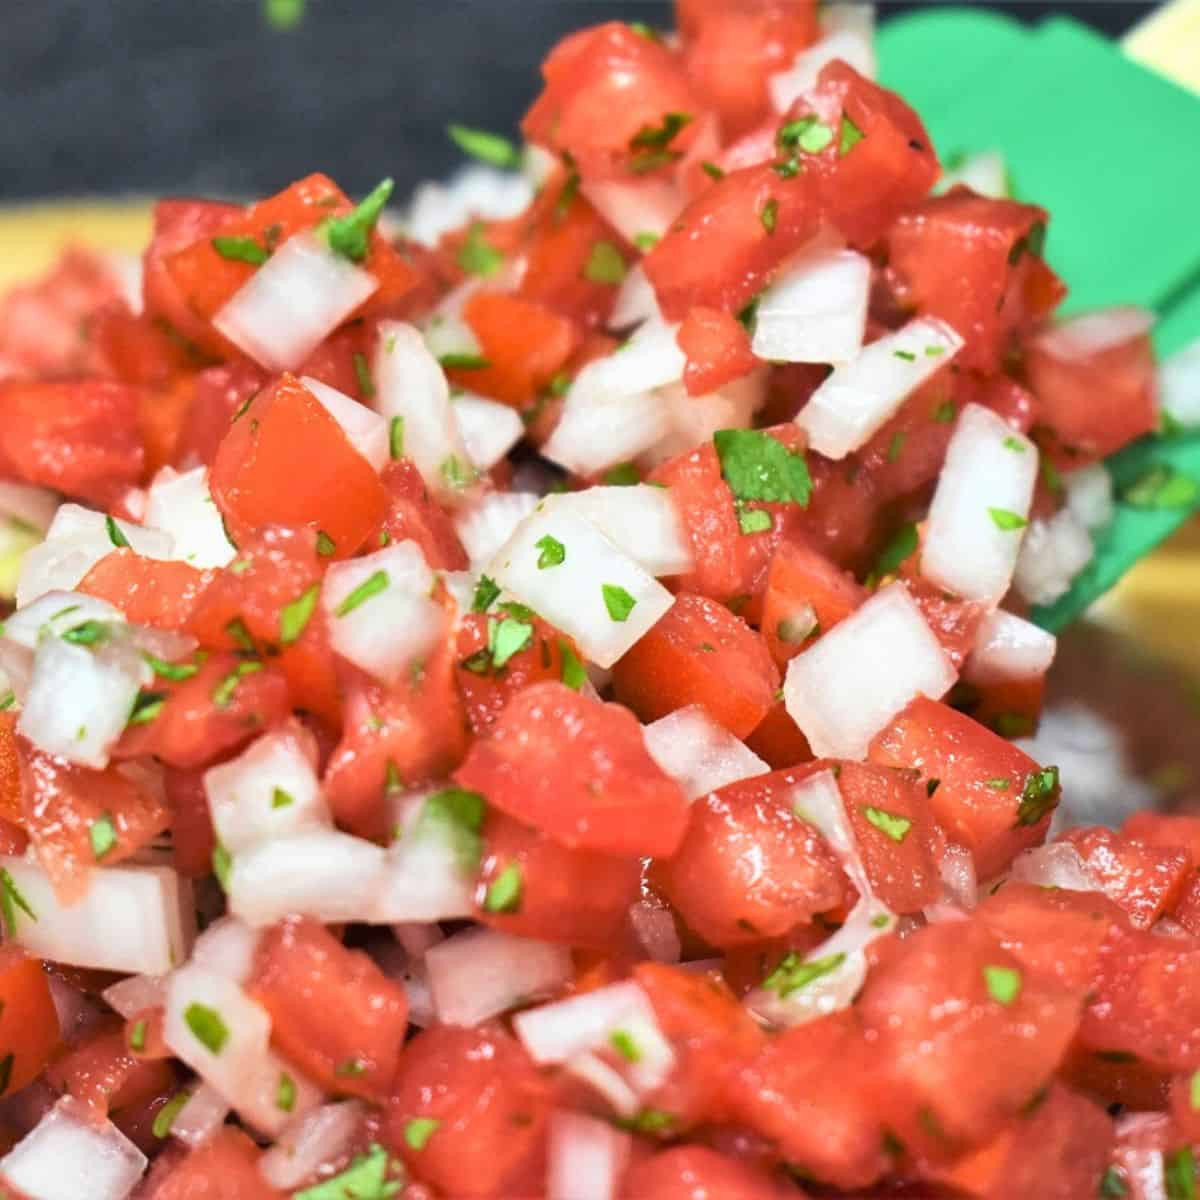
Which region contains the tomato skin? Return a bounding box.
[0,948,60,1100]
[633,963,767,1127]
[474,808,641,947]
[45,1022,176,1116]
[732,1010,890,1189]
[677,306,758,397]
[1056,826,1190,930]
[18,741,170,900]
[163,767,216,879]
[657,767,848,947]
[117,652,291,770]
[622,1145,789,1200]
[450,290,582,410]
[869,698,1056,880]
[0,379,145,507]
[858,920,1081,1157]
[644,164,819,321]
[175,360,268,469]
[611,593,780,739]
[1025,316,1158,464]
[78,550,214,630]
[885,189,1062,372]
[376,460,469,572]
[93,306,197,388]
[455,681,690,858]
[209,373,388,558]
[250,917,407,1103]
[385,1022,552,1198]
[136,1127,285,1200]
[522,22,700,180]
[323,635,468,841]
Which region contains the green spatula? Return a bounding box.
[877,7,1200,631]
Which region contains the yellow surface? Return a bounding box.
[1125,0,1200,94]
[0,200,152,281]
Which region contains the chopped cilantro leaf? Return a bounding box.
[276,1071,296,1112]
[535,535,566,569]
[760,197,779,234]
[489,617,534,669]
[737,506,773,535]
[320,178,394,262]
[483,862,523,913]
[211,661,263,709]
[387,415,404,461]
[211,236,269,266]
[763,951,846,998]
[559,640,587,691]
[419,788,486,873]
[353,351,375,399]
[471,575,500,613]
[983,964,1022,1006]
[439,454,476,490]
[212,844,232,892]
[457,221,504,277]
[1003,435,1027,453]
[988,507,1028,532]
[778,115,834,154]
[839,114,864,156]
[601,584,637,622]
[105,515,131,549]
[447,124,520,168]
[62,619,110,646]
[184,1003,229,1054]
[630,112,692,150]
[1165,1147,1196,1200]
[264,0,305,31]
[143,653,199,682]
[862,806,912,843]
[931,399,957,424]
[272,787,294,810]
[279,583,319,645]
[294,1144,402,1199]
[713,428,812,506]
[887,432,906,463]
[583,241,627,285]
[316,530,337,556]
[1100,1167,1129,1197]
[403,1119,440,1152]
[0,868,36,937]
[869,522,919,580]
[1016,765,1060,827]
[129,1019,147,1052]
[335,570,389,617]
[610,1029,642,1063]
[633,231,660,252]
[128,690,167,726]
[1040,457,1063,493]
[700,161,725,180]
[90,813,117,860]
[603,462,640,486]
[152,1090,190,1139]
[893,349,916,362]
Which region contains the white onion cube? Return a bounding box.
[454,393,524,473]
[454,492,540,568]
[548,486,692,577]
[1013,510,1094,607]
[643,705,768,799]
[301,377,390,472]
[964,610,1056,687]
[144,467,236,569]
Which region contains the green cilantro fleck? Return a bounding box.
[211,236,269,266]
[105,515,131,549]
[489,617,534,670]
[633,231,660,252]
[893,349,916,362]
[583,241,627,285]
[779,115,834,154]
[143,653,199,682]
[471,575,500,613]
[737,506,773,535]
[700,161,725,180]
[335,1057,366,1078]
[869,522,919,581]
[0,869,36,938]
[264,0,305,31]
[129,1019,147,1052]
[317,530,337,556]
[994,711,1035,738]
[271,787,294,810]
[931,399,957,424]
[457,221,504,277]
[713,428,812,505]
[630,112,692,151]
[763,951,846,998]
[212,843,232,892]
[760,197,779,235]
[0,692,13,712]
[439,454,476,490]
[610,1029,642,1063]
[447,124,520,168]
[128,690,167,726]
[887,432,906,464]
[62,619,110,646]
[1164,1146,1196,1200]
[601,583,637,622]
[983,964,1022,1006]
[536,535,566,569]
[276,1071,296,1112]
[225,617,256,652]
[184,1003,229,1055]
[152,1090,191,1139]
[335,570,389,617]
[419,788,486,873]
[389,415,404,460]
[1016,766,1060,826]
[211,661,262,708]
[989,507,1028,532]
[1040,457,1063,494]
[838,114,864,156]
[1100,1167,1129,1197]
[320,178,394,263]
[403,1119,440,1152]
[603,462,640,487]
[862,806,912,843]
[353,351,375,399]
[90,813,117,860]
[1003,436,1027,453]
[279,583,320,646]
[559,640,587,691]
[483,862,523,914]
[294,1144,402,1200]
[985,777,1012,791]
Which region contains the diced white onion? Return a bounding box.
[0,856,193,975]
[189,917,262,987]
[1008,843,1098,892]
[936,150,1010,199]
[392,922,445,960]
[405,164,534,248]
[789,768,872,899]
[546,1111,631,1200]
[609,265,660,332]
[144,467,236,569]
[642,705,768,800]
[213,232,377,372]
[425,928,573,1028]
[227,830,387,928]
[1013,510,1094,607]
[1032,306,1155,361]
[454,491,540,568]
[796,317,964,459]
[322,541,445,686]
[543,387,674,477]
[1162,338,1200,427]
[259,1101,367,1192]
[963,609,1056,687]
[0,482,59,535]
[2,591,123,655]
[547,486,692,577]
[170,1084,231,1149]
[784,582,957,760]
[101,973,166,1020]
[1064,463,1115,532]
[0,1097,146,1200]
[423,304,483,354]
[582,179,682,244]
[920,403,1038,605]
[627,902,682,964]
[204,721,329,855]
[751,247,871,365]
[566,317,686,410]
[936,843,978,911]
[453,393,524,474]
[238,1050,324,1138]
[301,377,390,473]
[563,1053,641,1119]
[769,28,877,112]
[489,504,674,669]
[645,372,766,465]
[374,321,475,502]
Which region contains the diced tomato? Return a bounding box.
[78,550,214,630]
[644,164,819,320]
[803,61,940,250]
[18,741,169,899]
[137,1127,284,1200]
[250,917,407,1103]
[174,360,268,468]
[975,881,1128,995]
[905,574,986,670]
[792,453,886,573]
[92,305,197,388]
[0,379,145,507]
[45,1022,175,1116]
[869,697,1058,879]
[376,459,469,572]
[837,760,942,913]
[745,699,814,769]
[657,767,848,947]
[732,1010,890,1189]
[323,634,468,841]
[611,593,780,739]
[117,652,291,770]
[295,322,374,402]
[163,767,216,879]
[447,290,581,409]
[885,189,1064,372]
[209,373,389,557]
[142,197,243,359]
[455,681,689,858]
[385,1022,552,1198]
[1105,1113,1195,1200]
[677,307,758,397]
[0,715,22,828]
[523,22,700,180]
[1077,923,1200,1074]
[1056,826,1191,930]
[1025,314,1158,464]
[621,1145,789,1200]
[475,809,640,947]
[760,538,865,666]
[857,920,1081,1155]
[135,377,196,479]
[0,948,59,1099]
[681,1,819,139]
[633,962,767,1127]
[955,672,1048,743]
[1123,811,1200,862]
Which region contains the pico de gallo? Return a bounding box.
[0,3,1188,1199]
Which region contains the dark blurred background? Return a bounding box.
[1,1,1154,203]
